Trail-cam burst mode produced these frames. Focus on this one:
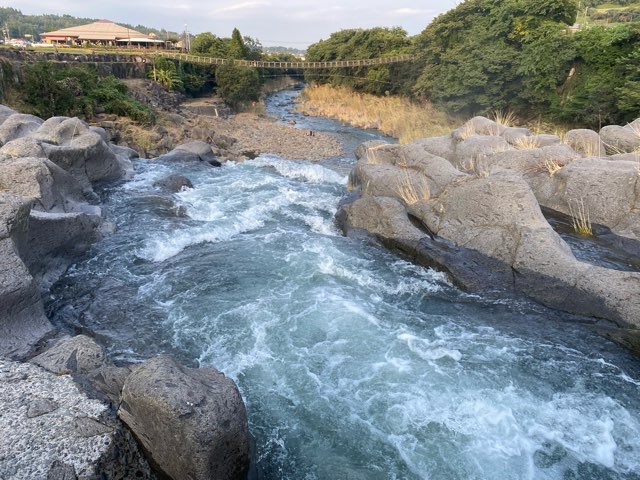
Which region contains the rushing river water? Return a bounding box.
[47,90,640,480]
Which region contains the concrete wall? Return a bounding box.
[0,49,149,79]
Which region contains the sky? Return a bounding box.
[10,0,460,47]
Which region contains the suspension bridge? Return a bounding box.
[149,51,415,69]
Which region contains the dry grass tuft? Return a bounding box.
[568,199,593,236]
[628,123,640,139]
[513,136,541,150]
[492,110,518,127]
[458,122,478,140]
[365,144,390,165]
[396,172,429,205]
[543,159,565,176]
[297,84,459,144]
[119,119,158,154]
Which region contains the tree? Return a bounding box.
[305,27,413,95]
[215,64,260,108]
[228,28,249,60]
[413,0,580,117]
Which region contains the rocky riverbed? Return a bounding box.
[105,79,343,162]
[2,86,640,479]
[0,102,253,479]
[340,115,640,353]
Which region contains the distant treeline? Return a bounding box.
[304,0,640,128]
[0,7,180,41]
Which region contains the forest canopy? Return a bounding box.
[305,0,640,127]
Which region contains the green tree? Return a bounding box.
[229,28,249,59]
[305,27,413,95]
[215,64,260,108]
[413,0,579,116]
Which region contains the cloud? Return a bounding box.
[391,8,438,16]
[212,1,271,15]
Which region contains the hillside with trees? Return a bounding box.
[304,0,640,128]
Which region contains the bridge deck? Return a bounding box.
[152,52,415,69]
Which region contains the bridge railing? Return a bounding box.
[149,52,415,70]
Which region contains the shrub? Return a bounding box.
[215,64,260,108]
[21,62,155,124]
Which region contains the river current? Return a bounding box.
[47,90,640,479]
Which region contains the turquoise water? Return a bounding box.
[48,91,640,479]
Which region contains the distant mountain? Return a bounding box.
[0,7,180,41]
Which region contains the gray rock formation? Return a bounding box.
[118,355,250,480]
[341,138,640,341]
[0,194,54,359]
[0,357,153,480]
[564,129,606,157]
[158,140,222,166]
[26,210,102,289]
[153,174,194,193]
[0,113,43,145]
[0,136,47,158]
[0,106,134,358]
[0,157,88,213]
[599,124,640,154]
[31,335,107,375]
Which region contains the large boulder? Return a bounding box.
[41,130,127,194]
[452,116,505,141]
[157,140,222,166]
[26,209,102,289]
[0,136,47,159]
[0,104,17,125]
[564,129,606,157]
[0,357,153,479]
[0,157,88,213]
[600,124,640,154]
[453,135,511,173]
[0,113,43,145]
[153,174,194,193]
[118,355,250,480]
[31,335,107,375]
[412,135,456,161]
[541,158,640,244]
[0,194,54,359]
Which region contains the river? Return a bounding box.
[47,90,640,480]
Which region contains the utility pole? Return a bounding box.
[183,24,190,53]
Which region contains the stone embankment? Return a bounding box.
[339,116,640,352]
[0,49,149,79]
[0,104,250,479]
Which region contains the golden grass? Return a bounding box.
[492,110,518,127]
[458,122,479,141]
[395,172,429,205]
[364,144,390,165]
[119,119,158,153]
[296,84,459,144]
[543,159,565,176]
[568,199,593,236]
[513,136,541,150]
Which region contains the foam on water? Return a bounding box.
[252,154,348,185]
[48,92,640,480]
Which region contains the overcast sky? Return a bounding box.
[11,0,459,46]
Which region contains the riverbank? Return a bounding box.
[296,84,459,143]
[110,79,343,162]
[0,102,251,478]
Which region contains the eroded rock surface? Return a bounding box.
[341,116,640,345]
[118,355,250,480]
[0,357,152,480]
